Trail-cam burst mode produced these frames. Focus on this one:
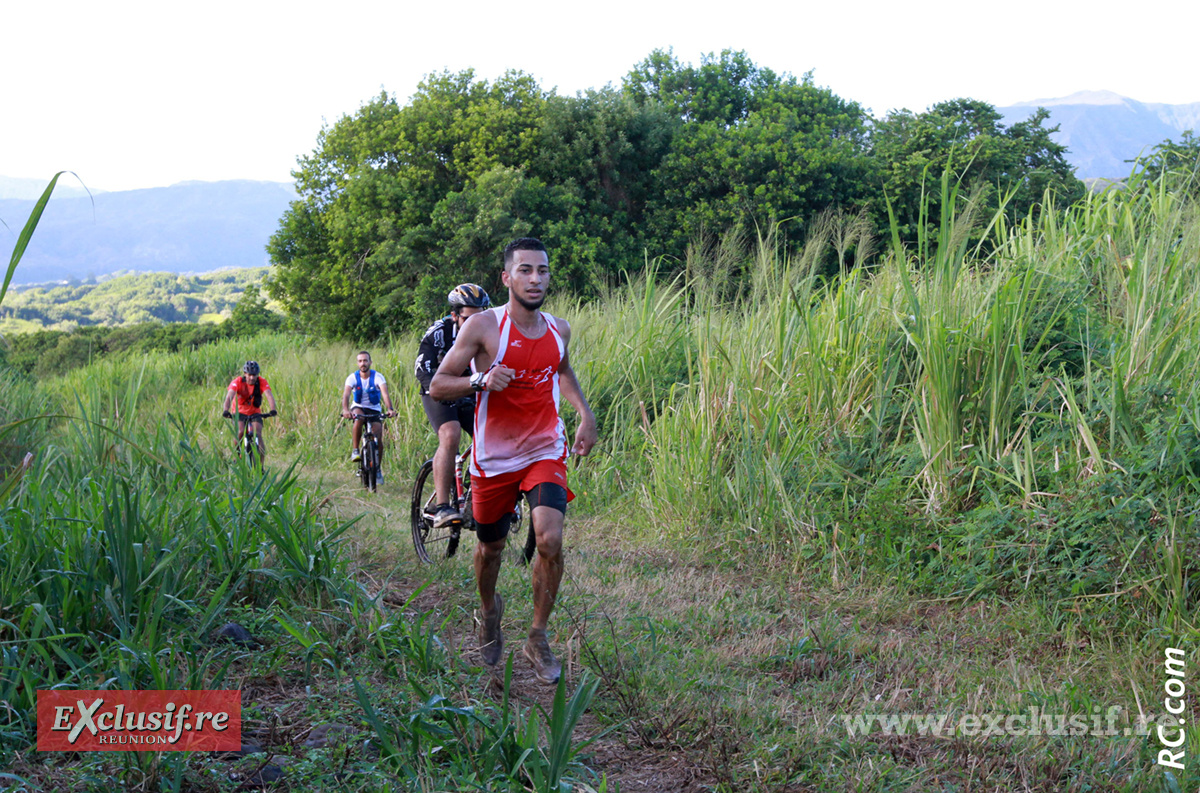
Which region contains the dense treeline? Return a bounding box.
[268,49,1084,338]
[0,283,283,378]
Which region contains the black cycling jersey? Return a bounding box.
[414,315,469,396]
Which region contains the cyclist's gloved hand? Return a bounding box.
[267,410,278,418]
[222,410,233,419]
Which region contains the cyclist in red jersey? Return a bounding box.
[221,360,279,461]
[431,237,597,684]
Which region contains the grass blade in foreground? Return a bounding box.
[1,172,81,308]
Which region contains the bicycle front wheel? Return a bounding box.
[243,434,258,469]
[411,459,459,563]
[362,436,377,492]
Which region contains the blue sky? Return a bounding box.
[4,0,1197,192]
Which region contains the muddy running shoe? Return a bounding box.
[432,504,462,528]
[523,629,561,684]
[350,449,361,462]
[478,594,504,666]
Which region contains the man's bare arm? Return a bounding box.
[431,313,514,400]
[556,320,598,456]
[430,317,484,401]
[379,383,396,415]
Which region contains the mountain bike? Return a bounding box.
[230,412,273,469]
[411,443,535,564]
[354,411,387,492]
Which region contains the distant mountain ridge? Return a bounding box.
[0,175,99,200]
[998,91,1200,179]
[0,180,296,285]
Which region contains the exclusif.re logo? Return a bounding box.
[37,690,241,752]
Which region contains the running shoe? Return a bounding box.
[433,504,462,528]
[523,629,561,684]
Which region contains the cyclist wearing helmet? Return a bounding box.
[221,360,279,461]
[415,283,491,527]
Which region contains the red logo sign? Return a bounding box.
[37,690,241,751]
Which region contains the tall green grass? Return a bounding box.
[557,179,1200,634]
[0,373,362,747]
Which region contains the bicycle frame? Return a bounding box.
[353,411,386,491]
[234,413,269,468]
[412,441,534,564]
[453,446,470,509]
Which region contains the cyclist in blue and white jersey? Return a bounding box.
[341,351,397,481]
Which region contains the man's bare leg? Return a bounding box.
[529,506,564,632]
[475,536,506,665]
[434,421,462,505]
[525,506,564,683]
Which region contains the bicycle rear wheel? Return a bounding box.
[411,459,461,563]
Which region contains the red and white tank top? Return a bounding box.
[470,308,567,477]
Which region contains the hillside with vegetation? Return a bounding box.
[3,53,1200,792]
[0,180,294,285]
[0,268,285,379]
[0,267,275,333]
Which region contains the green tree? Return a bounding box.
[268,71,552,338]
[625,48,781,125]
[228,283,283,337]
[871,99,1084,243]
[268,70,682,338]
[1131,130,1200,196]
[531,88,677,276]
[626,50,875,260]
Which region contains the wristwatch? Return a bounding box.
[470,371,487,392]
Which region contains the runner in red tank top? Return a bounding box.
[470,306,567,478]
[431,238,598,685]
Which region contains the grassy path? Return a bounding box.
[316,460,1182,793]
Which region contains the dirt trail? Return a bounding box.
[375,546,716,793]
[379,568,713,793]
